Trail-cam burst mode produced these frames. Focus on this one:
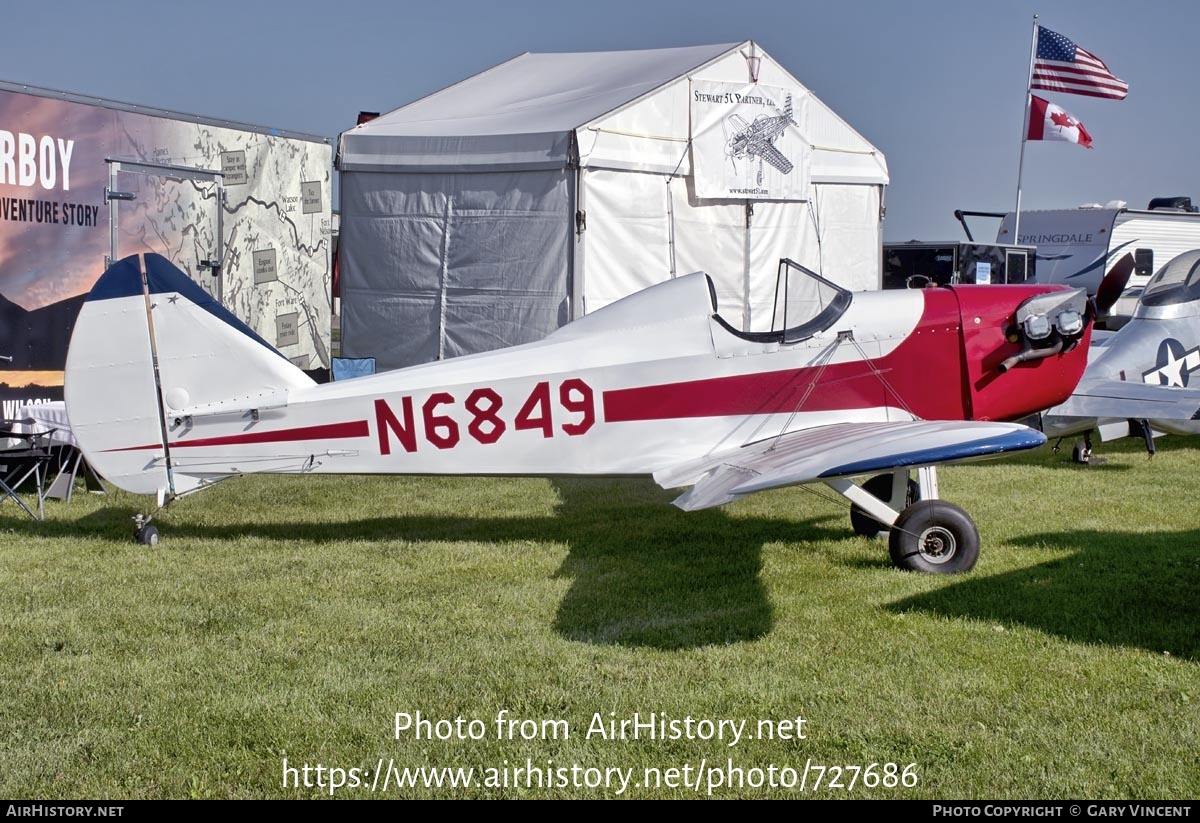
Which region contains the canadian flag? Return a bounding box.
[1027,94,1093,148]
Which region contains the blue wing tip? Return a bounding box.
[818,428,1045,479]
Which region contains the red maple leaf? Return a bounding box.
[1049,110,1075,128]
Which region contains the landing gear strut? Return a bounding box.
[1071,432,1093,465]
[831,466,980,574]
[850,473,920,537]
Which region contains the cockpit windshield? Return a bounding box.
[1140,249,1200,307]
[711,258,852,344]
[770,258,852,343]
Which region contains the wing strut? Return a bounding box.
[769,329,922,453]
[843,332,920,420]
[767,332,848,451]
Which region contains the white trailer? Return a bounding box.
[997,198,1200,320]
[0,80,333,412]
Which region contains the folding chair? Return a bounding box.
[0,418,58,520]
[332,357,376,381]
[41,445,106,503]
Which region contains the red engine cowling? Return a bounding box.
[951,285,1092,422]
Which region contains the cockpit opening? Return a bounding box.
[1140,249,1200,307]
[712,258,852,344]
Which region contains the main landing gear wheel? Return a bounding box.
[888,501,979,574]
[1072,440,1091,465]
[134,524,159,546]
[850,473,920,537]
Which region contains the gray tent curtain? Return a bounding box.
[339,168,571,368]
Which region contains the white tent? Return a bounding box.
[338,41,888,369]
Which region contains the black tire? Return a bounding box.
[850,473,920,537]
[135,525,160,546]
[888,501,979,574]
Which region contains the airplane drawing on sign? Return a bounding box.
[66,254,1092,574]
[724,94,797,186]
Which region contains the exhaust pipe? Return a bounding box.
[998,339,1063,373]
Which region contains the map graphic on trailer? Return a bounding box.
[0,86,332,406]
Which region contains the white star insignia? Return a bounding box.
[1144,342,1200,388]
[1158,348,1187,387]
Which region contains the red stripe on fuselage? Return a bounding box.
[603,291,969,422]
[603,362,888,421]
[105,420,371,452]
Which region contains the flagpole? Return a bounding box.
[1013,14,1039,244]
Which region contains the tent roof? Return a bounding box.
[338,41,886,184]
[339,43,738,172]
[358,43,737,138]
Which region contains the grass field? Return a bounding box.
[1,437,1197,799]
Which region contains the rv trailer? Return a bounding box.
[995,197,1200,324]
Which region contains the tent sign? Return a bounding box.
[690,80,808,201]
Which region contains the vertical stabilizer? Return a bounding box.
[65,254,315,495]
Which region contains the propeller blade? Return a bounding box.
[1094,253,1135,314]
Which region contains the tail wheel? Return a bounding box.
[888,501,979,574]
[850,473,920,537]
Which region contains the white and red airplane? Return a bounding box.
[65,254,1092,573]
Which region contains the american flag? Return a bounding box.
[1031,27,1128,100]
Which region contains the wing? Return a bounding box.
[654,420,1043,511]
[1050,378,1200,421]
[757,143,793,174]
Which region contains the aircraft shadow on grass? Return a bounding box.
[15,478,859,651]
[12,483,1198,656]
[543,479,834,650]
[889,528,1200,661]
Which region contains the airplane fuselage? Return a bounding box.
[65,254,1099,570]
[1044,299,1200,439]
[727,115,788,159]
[71,272,1090,496]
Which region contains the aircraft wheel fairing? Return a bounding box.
[134,525,160,546]
[850,473,920,537]
[888,501,979,574]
